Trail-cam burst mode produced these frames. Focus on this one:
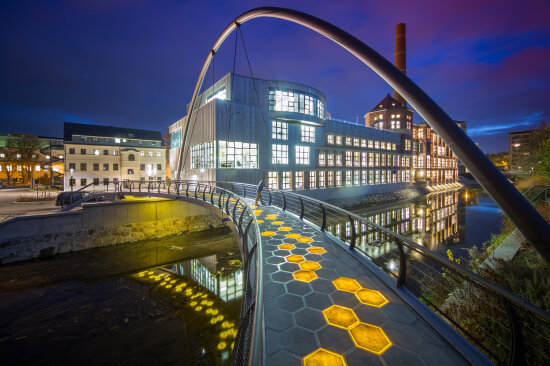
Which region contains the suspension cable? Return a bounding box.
[225,28,239,150]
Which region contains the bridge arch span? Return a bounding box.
[176,7,550,261]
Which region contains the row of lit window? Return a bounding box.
[268,89,324,118]
[68,176,161,187]
[272,121,315,143]
[318,152,410,168]
[326,134,398,151]
[68,148,162,157]
[67,162,162,172]
[267,169,410,190]
[272,145,310,165]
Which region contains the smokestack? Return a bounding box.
[394,23,406,106]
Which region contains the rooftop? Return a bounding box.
[63,122,162,142]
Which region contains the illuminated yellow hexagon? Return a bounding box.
[323,305,359,329]
[307,247,326,254]
[285,254,305,263]
[293,270,318,282]
[303,348,346,366]
[286,233,301,239]
[257,220,264,223]
[333,277,361,292]
[349,322,392,354]
[298,237,314,243]
[355,289,389,307]
[272,221,284,225]
[299,261,322,271]
[253,210,263,216]
[278,227,292,231]
[278,244,296,250]
[261,231,276,236]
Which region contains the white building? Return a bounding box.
[63,122,166,190]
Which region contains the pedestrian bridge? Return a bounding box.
[106,180,550,366]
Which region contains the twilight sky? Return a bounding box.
[1,0,549,153]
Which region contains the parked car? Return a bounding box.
[55,191,104,207]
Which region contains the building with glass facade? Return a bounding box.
[169,73,415,200]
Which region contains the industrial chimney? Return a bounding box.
[393,23,406,106]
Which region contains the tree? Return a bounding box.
[536,126,550,180]
[9,134,41,184]
[0,147,17,184]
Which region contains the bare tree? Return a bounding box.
[0,147,18,184]
[9,134,41,184]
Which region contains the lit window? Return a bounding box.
[218,141,257,169]
[295,146,310,165]
[301,125,315,143]
[374,141,380,149]
[115,138,121,143]
[318,171,325,188]
[149,151,153,157]
[282,172,291,190]
[140,151,145,157]
[353,138,360,147]
[346,170,352,186]
[327,171,334,187]
[272,121,288,140]
[309,171,316,189]
[336,171,342,187]
[345,137,352,146]
[361,170,367,185]
[272,144,288,164]
[295,171,303,189]
[368,170,374,184]
[354,170,360,185]
[335,154,342,167]
[268,172,278,189]
[206,88,226,102]
[345,151,353,167]
[335,136,342,145]
[361,139,366,148]
[93,149,99,155]
[128,169,134,175]
[16,154,21,159]
[327,153,334,166]
[327,135,334,144]
[157,151,162,157]
[354,152,360,167]
[191,141,217,169]
[368,153,374,167]
[368,140,373,148]
[318,153,325,166]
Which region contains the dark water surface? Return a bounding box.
[0,229,243,366]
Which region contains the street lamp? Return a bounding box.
[70,168,74,192]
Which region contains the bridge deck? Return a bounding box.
[253,204,469,366]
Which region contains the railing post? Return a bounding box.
[167,181,171,195]
[225,191,230,214]
[176,182,180,195]
[194,183,199,199]
[320,204,326,232]
[348,214,356,250]
[238,207,246,236]
[218,189,223,208]
[268,189,272,205]
[299,196,304,220]
[186,182,190,197]
[243,220,253,257]
[504,299,524,366]
[202,184,207,201]
[138,181,142,192]
[243,185,246,198]
[282,192,286,211]
[148,181,151,193]
[395,238,407,286]
[210,186,214,205]
[233,198,239,222]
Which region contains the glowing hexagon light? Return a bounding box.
[285,254,305,263]
[332,277,361,293]
[278,243,296,250]
[323,305,359,329]
[298,237,314,243]
[299,261,322,271]
[349,322,391,354]
[355,288,389,307]
[293,270,318,282]
[307,247,327,254]
[261,231,276,237]
[303,348,346,366]
[286,233,301,239]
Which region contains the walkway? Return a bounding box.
[253,204,469,366]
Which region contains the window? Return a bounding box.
[354,152,360,167]
[206,87,226,102]
[327,135,334,144]
[80,163,87,171]
[375,153,380,167]
[103,149,108,155]
[115,138,121,143]
[113,163,118,171]
[354,170,360,185]
[148,151,153,157]
[81,149,86,155]
[318,171,325,188]
[268,172,278,189]
[80,178,87,186]
[368,153,374,167]
[103,163,109,171]
[93,149,99,155]
[335,154,342,167]
[272,121,288,140]
[374,141,380,149]
[93,178,99,186]
[345,151,352,167]
[69,178,75,186]
[69,163,76,170]
[361,139,367,148]
[93,163,99,171]
[128,169,134,175]
[368,140,373,149]
[361,170,367,185]
[345,171,352,186]
[296,146,310,165]
[272,144,288,164]
[69,148,75,154]
[128,154,135,161]
[381,169,386,183]
[268,88,324,118]
[327,153,334,166]
[301,125,315,142]
[345,137,352,146]
[113,150,119,156]
[282,172,291,190]
[368,170,374,184]
[318,153,325,166]
[361,152,367,167]
[327,171,334,187]
[405,140,411,150]
[157,164,162,170]
[157,151,162,157]
[140,164,145,171]
[140,151,145,157]
[192,141,216,168]
[103,178,109,185]
[295,171,303,189]
[335,136,342,145]
[336,171,342,187]
[309,171,316,189]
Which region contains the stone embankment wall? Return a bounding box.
[0,199,226,264]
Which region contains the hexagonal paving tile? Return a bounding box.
[279,244,295,250]
[293,270,318,282]
[272,221,284,225]
[298,237,314,243]
[261,231,276,236]
[307,247,327,254]
[349,322,392,354]
[355,288,389,307]
[285,254,305,263]
[333,277,362,292]
[279,226,292,231]
[299,261,322,271]
[286,233,301,239]
[323,305,359,329]
[303,348,346,366]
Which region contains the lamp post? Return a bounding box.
[70,168,74,192]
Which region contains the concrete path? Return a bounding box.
[253,205,469,366]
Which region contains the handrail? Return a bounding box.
[111,180,264,366]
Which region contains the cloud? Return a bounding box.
[468,112,543,137]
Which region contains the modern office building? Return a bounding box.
[509,126,547,173]
[63,122,166,190]
[169,73,414,200]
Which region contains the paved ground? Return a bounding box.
[253,205,469,366]
[0,188,59,221]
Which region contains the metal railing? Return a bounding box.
[211,181,550,366]
[112,180,264,366]
[523,185,549,204]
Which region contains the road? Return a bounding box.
[0,188,59,220]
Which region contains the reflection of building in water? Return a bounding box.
[347,189,465,256]
[166,255,243,302]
